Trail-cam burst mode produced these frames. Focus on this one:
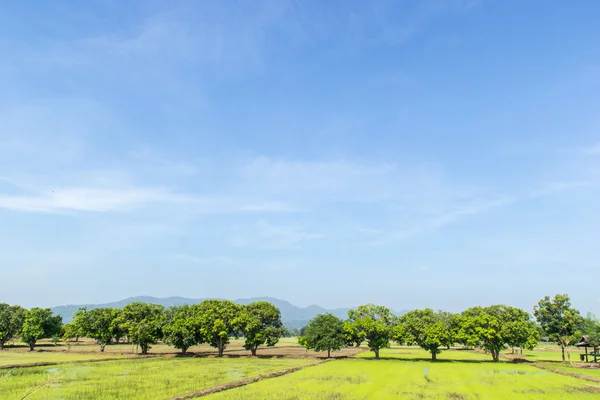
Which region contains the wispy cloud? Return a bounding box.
[230,220,322,249]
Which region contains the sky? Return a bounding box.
[1,0,599,314]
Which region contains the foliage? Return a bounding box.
[163,305,202,354]
[394,309,454,361]
[20,308,62,351]
[345,304,396,359]
[196,300,243,357]
[81,308,121,351]
[457,305,535,362]
[239,302,284,356]
[0,303,26,350]
[581,312,600,337]
[299,313,347,358]
[534,294,583,362]
[119,302,165,354]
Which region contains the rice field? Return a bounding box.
[207,359,600,399]
[0,351,129,367]
[0,357,313,400]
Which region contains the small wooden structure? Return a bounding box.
[575,335,598,363]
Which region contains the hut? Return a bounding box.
[575,335,598,363]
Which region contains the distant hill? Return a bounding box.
[52,296,406,329]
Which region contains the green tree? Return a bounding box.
[21,308,62,351]
[68,307,91,342]
[0,303,26,350]
[394,309,453,361]
[197,300,242,357]
[457,305,534,362]
[345,304,396,359]
[502,308,540,354]
[534,294,583,362]
[239,302,284,356]
[163,305,201,354]
[82,308,120,352]
[299,313,347,358]
[120,302,165,355]
[581,313,600,337]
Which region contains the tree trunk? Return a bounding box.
[561,346,565,362]
[432,351,436,361]
[567,347,571,363]
[141,344,148,355]
[181,347,188,355]
[251,347,257,356]
[520,347,523,355]
[0,341,4,350]
[218,338,224,357]
[374,349,380,359]
[29,342,35,351]
[327,349,331,359]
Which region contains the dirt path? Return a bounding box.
[168,359,329,399]
[533,363,600,384]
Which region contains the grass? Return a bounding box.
[504,349,584,363]
[542,363,600,379]
[206,359,600,399]
[0,351,128,367]
[354,347,492,361]
[0,357,313,400]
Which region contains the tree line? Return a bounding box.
[301,294,599,362]
[1,294,599,361]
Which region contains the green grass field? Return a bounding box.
[0,351,128,367]
[0,357,313,400]
[207,359,600,399]
[542,364,600,380]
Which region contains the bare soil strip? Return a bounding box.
[0,355,152,370]
[168,360,329,400]
[533,363,600,384]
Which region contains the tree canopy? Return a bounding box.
[0,303,26,350]
[345,304,396,359]
[534,294,583,362]
[120,302,165,355]
[163,305,202,354]
[457,305,536,362]
[299,313,347,358]
[196,300,243,357]
[239,301,284,356]
[395,309,454,361]
[20,308,62,351]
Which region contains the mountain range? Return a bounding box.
[52,296,406,330]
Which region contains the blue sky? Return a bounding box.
[1,0,599,314]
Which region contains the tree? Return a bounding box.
[68,307,91,342]
[581,313,600,337]
[82,308,120,352]
[345,304,396,359]
[502,308,540,354]
[21,308,62,351]
[534,294,583,362]
[197,300,243,357]
[163,305,201,354]
[239,302,284,356]
[0,303,26,350]
[299,313,347,358]
[120,302,165,355]
[394,309,453,361]
[457,305,534,362]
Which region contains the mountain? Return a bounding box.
[52,296,406,329]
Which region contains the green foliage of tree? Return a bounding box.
[534,294,583,362]
[196,300,243,357]
[239,302,284,356]
[299,313,346,358]
[82,308,120,352]
[119,302,165,355]
[345,304,396,359]
[21,308,62,351]
[163,305,201,354]
[457,305,534,362]
[581,313,600,337]
[394,309,454,361]
[0,303,26,350]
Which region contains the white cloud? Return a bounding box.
[0,186,186,213]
